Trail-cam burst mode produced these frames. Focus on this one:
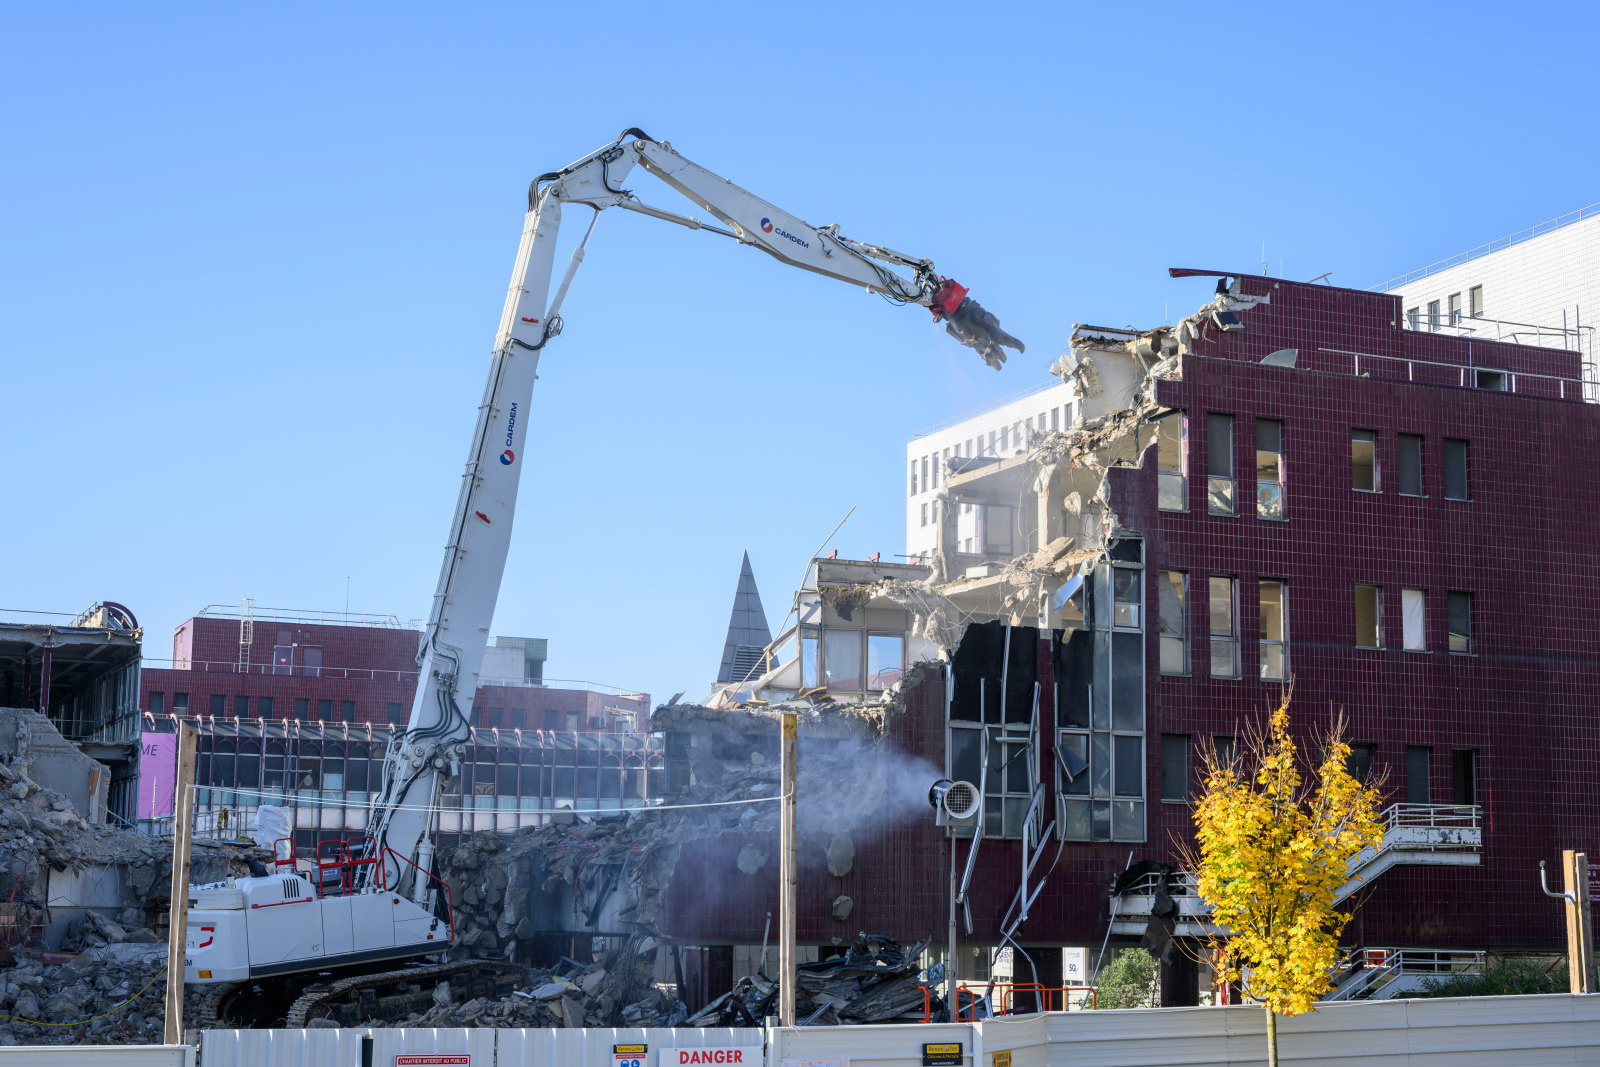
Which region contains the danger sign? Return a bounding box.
[395,1058,470,1067]
[660,1049,762,1066]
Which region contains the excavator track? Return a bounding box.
[198,981,243,1028]
[284,959,526,1027]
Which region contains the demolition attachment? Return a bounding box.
[931,279,1026,370]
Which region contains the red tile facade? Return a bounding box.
[657,275,1598,960]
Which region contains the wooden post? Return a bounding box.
[164,722,198,1045]
[1564,850,1594,994]
[779,712,797,1027]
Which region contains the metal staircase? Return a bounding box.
[1322,948,1486,1001]
[1107,803,1482,938]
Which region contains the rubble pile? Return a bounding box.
[0,944,204,1046]
[688,934,935,1027]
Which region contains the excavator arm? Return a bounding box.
[362,128,1024,903]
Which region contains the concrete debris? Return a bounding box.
[688,934,933,1027]
[825,833,854,878]
[831,895,854,922]
[736,846,768,876]
[0,944,205,1046]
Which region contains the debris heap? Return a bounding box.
[0,944,205,1046]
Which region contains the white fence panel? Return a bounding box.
[974,1016,1049,1067]
[1037,994,1600,1066]
[770,1021,974,1067]
[0,1047,193,1067]
[496,1026,762,1067]
[199,1027,493,1067]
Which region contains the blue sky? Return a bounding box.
[4,3,1597,707]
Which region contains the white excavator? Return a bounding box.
[183,128,1023,1026]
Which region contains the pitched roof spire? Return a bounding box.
[716,551,774,685]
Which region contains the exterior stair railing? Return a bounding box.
[1108,803,1482,937]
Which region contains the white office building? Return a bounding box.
[1376,203,1599,384]
[904,380,1077,561]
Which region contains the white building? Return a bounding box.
[1377,203,1599,383]
[904,380,1077,560]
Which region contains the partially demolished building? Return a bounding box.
[594,270,1600,1007]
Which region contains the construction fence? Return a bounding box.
[165,993,1600,1066]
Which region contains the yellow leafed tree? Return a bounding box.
[1188,696,1385,1066]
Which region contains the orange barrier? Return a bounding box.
[954,982,1098,1019]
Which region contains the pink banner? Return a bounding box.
[137,731,177,819]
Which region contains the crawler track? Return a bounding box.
[285,959,526,1027]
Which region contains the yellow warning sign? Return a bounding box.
[993,1051,1012,1067]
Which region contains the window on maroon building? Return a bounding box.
[317,699,332,721]
[387,702,403,725]
[273,645,293,676]
[1406,746,1431,804]
[173,693,188,712]
[545,710,560,730]
[1346,744,1374,785]
[1207,414,1235,515]
[1160,735,1189,802]
[149,692,164,714]
[302,647,323,678]
[341,701,356,723]
[1452,750,1476,805]
[235,696,249,719]
[1352,430,1378,492]
[294,698,309,720]
[489,707,503,728]
[259,696,273,718]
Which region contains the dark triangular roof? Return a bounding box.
[716,551,774,684]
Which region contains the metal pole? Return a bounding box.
[164,722,198,1045]
[948,827,958,1012]
[38,644,51,718]
[779,712,797,1027]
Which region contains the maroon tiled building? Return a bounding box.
[651,273,1600,1001]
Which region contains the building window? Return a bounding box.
[1452,749,1477,804]
[984,506,1014,555]
[1406,307,1419,330]
[294,698,308,720]
[272,645,293,676]
[235,696,250,719]
[1347,744,1375,785]
[1213,735,1237,768]
[1398,434,1424,496]
[1050,407,1059,431]
[1207,413,1235,515]
[1259,579,1286,680]
[1160,734,1189,802]
[909,461,917,498]
[1155,412,1186,511]
[823,629,862,691]
[1469,285,1483,317]
[921,456,930,493]
[866,633,904,690]
[1209,576,1238,678]
[952,674,1035,840]
[388,702,403,724]
[209,694,225,716]
[1255,419,1284,519]
[1352,430,1378,492]
[1443,438,1469,500]
[799,627,819,688]
[302,647,323,678]
[1427,300,1440,330]
[1406,746,1431,804]
[149,692,164,714]
[933,454,941,489]
[1113,568,1141,629]
[317,699,332,721]
[173,693,188,712]
[342,700,356,723]
[258,696,273,718]
[1448,592,1473,654]
[1355,585,1382,648]
[920,503,928,528]
[1402,588,1427,651]
[1158,570,1186,675]
[1448,292,1462,324]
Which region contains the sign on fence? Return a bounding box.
[659,1048,761,1066]
[922,1043,963,1067]
[614,1043,648,1067]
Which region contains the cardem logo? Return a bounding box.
[760,217,773,233]
[500,450,514,465]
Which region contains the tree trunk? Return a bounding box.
[1265,1006,1278,1067]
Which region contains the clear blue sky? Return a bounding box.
[4,3,1597,707]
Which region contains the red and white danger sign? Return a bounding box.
[660,1049,762,1066]
[395,1057,470,1066]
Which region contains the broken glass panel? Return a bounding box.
[1090,732,1111,798]
[1111,800,1144,842]
[1057,732,1088,796]
[1063,798,1091,841]
[1092,800,1112,841]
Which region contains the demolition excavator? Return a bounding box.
[183,128,1024,1026]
